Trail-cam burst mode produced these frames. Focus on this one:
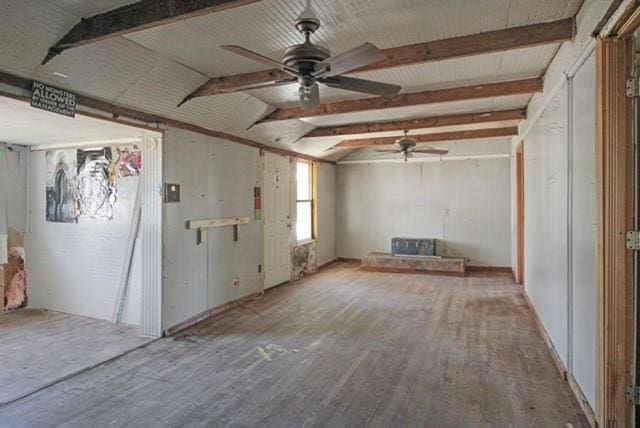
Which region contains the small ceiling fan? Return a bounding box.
[220,0,401,110]
[376,130,450,162]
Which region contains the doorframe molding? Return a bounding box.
[515,142,525,284]
[596,34,635,427]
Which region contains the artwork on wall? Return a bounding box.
[45,149,78,223]
[115,145,142,178]
[45,144,142,223]
[77,148,117,220]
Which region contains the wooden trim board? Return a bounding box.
[466,266,515,274]
[359,266,466,277]
[187,216,250,229]
[0,71,334,164]
[257,78,543,122]
[595,36,635,427]
[516,142,525,284]
[166,258,342,336]
[522,290,597,427]
[184,19,572,100]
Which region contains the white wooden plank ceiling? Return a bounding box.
[0,0,583,159]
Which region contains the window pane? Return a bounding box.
[297,201,312,241]
[296,162,310,200]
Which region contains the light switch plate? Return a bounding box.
[164,183,180,203]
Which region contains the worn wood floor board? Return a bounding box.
[0,263,587,427]
[0,309,150,405]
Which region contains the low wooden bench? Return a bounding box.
[361,252,466,276]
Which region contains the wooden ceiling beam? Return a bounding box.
[0,70,332,164]
[181,18,573,103]
[257,78,542,123]
[302,108,526,139]
[334,127,519,148]
[42,0,262,65]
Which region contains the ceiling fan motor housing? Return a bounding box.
[395,137,417,151]
[283,43,331,84]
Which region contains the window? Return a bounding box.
[296,161,314,242]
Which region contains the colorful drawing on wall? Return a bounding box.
[77,147,117,219]
[115,145,142,178]
[46,150,78,223]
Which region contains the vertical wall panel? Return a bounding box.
[570,52,597,407]
[524,82,569,366]
[317,163,336,266]
[162,127,263,330]
[140,134,163,337]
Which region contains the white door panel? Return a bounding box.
[264,153,291,288]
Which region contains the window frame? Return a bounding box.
[295,159,315,244]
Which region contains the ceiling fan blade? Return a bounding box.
[300,84,320,111]
[237,78,298,92]
[319,76,401,97]
[221,45,299,76]
[374,149,401,153]
[412,149,449,155]
[314,42,387,77]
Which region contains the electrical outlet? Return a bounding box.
[233,277,240,288]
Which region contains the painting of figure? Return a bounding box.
[76,147,117,220]
[115,145,142,178]
[45,150,77,223]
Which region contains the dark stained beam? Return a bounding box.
[42,0,262,64]
[258,78,542,123]
[302,108,526,139]
[334,127,519,148]
[0,70,332,164]
[181,18,573,103]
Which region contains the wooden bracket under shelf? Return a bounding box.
[186,216,250,245]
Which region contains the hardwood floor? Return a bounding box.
[0,263,588,427]
[0,309,150,405]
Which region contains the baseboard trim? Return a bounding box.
[317,259,339,270]
[522,290,597,427]
[466,265,514,274]
[336,257,361,263]
[165,291,262,336]
[359,266,465,277]
[166,259,341,336]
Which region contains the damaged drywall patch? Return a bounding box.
[291,241,317,281]
[2,228,26,310]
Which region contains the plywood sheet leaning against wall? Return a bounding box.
[596,35,634,428]
[2,228,26,310]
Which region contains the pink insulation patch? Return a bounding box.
[6,270,26,310]
[4,248,26,310]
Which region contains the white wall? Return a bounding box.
[26,149,142,324]
[336,156,511,266]
[162,128,338,330]
[162,127,263,329]
[521,53,597,407]
[570,53,597,406]
[524,83,569,365]
[0,143,28,263]
[317,163,336,266]
[2,144,28,233]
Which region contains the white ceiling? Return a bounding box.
[0,0,584,159]
[0,96,146,145]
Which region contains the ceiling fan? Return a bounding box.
[376,130,450,162]
[219,0,401,110]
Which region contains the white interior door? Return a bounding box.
[264,152,291,288]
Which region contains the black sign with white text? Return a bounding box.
[31,81,77,118]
